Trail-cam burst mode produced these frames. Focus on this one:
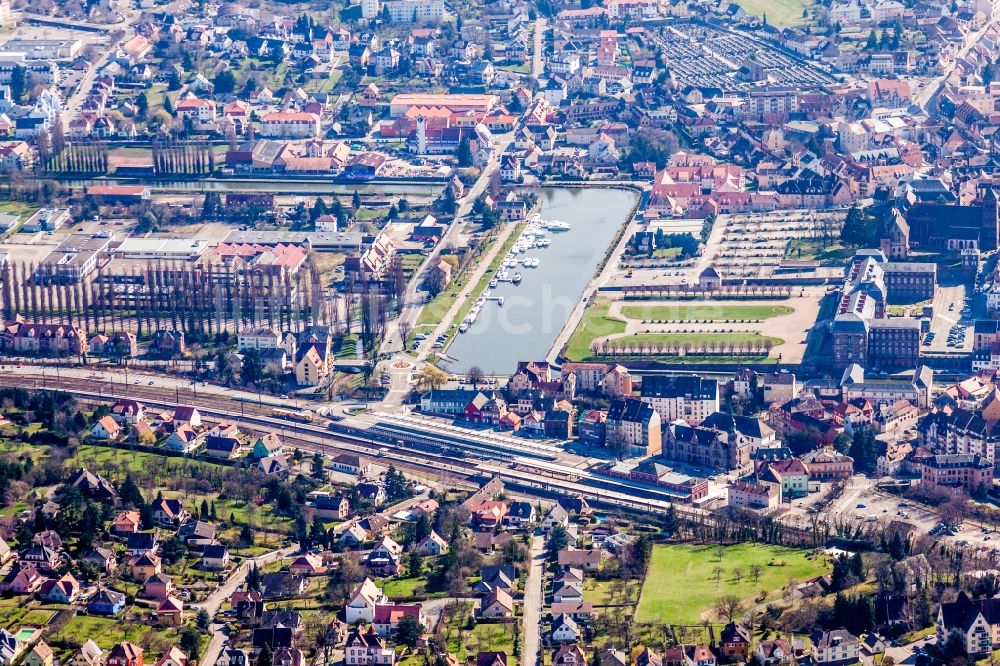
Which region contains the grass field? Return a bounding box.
[70,445,293,540]
[635,544,829,624]
[0,201,38,231]
[47,613,188,659]
[564,299,627,361]
[606,332,782,349]
[733,0,813,26]
[381,576,427,598]
[785,239,852,263]
[620,304,794,322]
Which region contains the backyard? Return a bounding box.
[46,612,192,662]
[635,543,830,624]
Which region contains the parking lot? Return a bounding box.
[654,22,836,93]
[704,209,848,279]
[924,282,974,352]
[782,476,1000,554]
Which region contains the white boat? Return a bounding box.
[468,311,478,324]
[490,278,498,288]
[545,220,571,231]
[538,238,551,247]
[497,296,504,306]
[497,270,509,280]
[459,322,469,333]
[513,272,522,284]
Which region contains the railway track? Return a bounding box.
[0,374,726,524]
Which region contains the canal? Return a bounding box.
[442,187,639,375]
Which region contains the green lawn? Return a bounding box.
[635,544,829,624]
[70,445,293,540]
[381,576,427,598]
[786,239,852,263]
[563,299,627,361]
[447,620,515,662]
[47,613,187,657]
[734,0,814,26]
[582,579,640,607]
[0,201,38,231]
[651,247,682,259]
[620,304,794,322]
[606,332,782,349]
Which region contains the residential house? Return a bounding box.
[39,572,80,603]
[178,520,217,549]
[0,564,41,594]
[73,642,103,666]
[720,623,751,661]
[344,626,395,666]
[202,545,231,570]
[130,552,162,581]
[156,597,184,626]
[810,629,860,665]
[479,588,515,618]
[88,589,127,615]
[937,592,1000,656]
[112,511,142,536]
[25,642,53,666]
[106,643,142,666]
[143,573,175,600]
[150,498,190,526]
[0,630,22,666]
[557,548,602,572]
[346,579,388,624]
[155,647,187,666]
[91,416,123,440]
[416,531,448,555]
[550,615,581,643]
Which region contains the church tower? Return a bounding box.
[982,185,999,252]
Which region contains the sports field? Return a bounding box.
[620,304,794,321]
[635,543,829,624]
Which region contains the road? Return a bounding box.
[377,129,516,406]
[197,494,429,666]
[914,6,1000,111]
[378,131,514,364]
[58,8,141,133]
[531,18,546,81]
[520,534,545,666]
[196,544,299,666]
